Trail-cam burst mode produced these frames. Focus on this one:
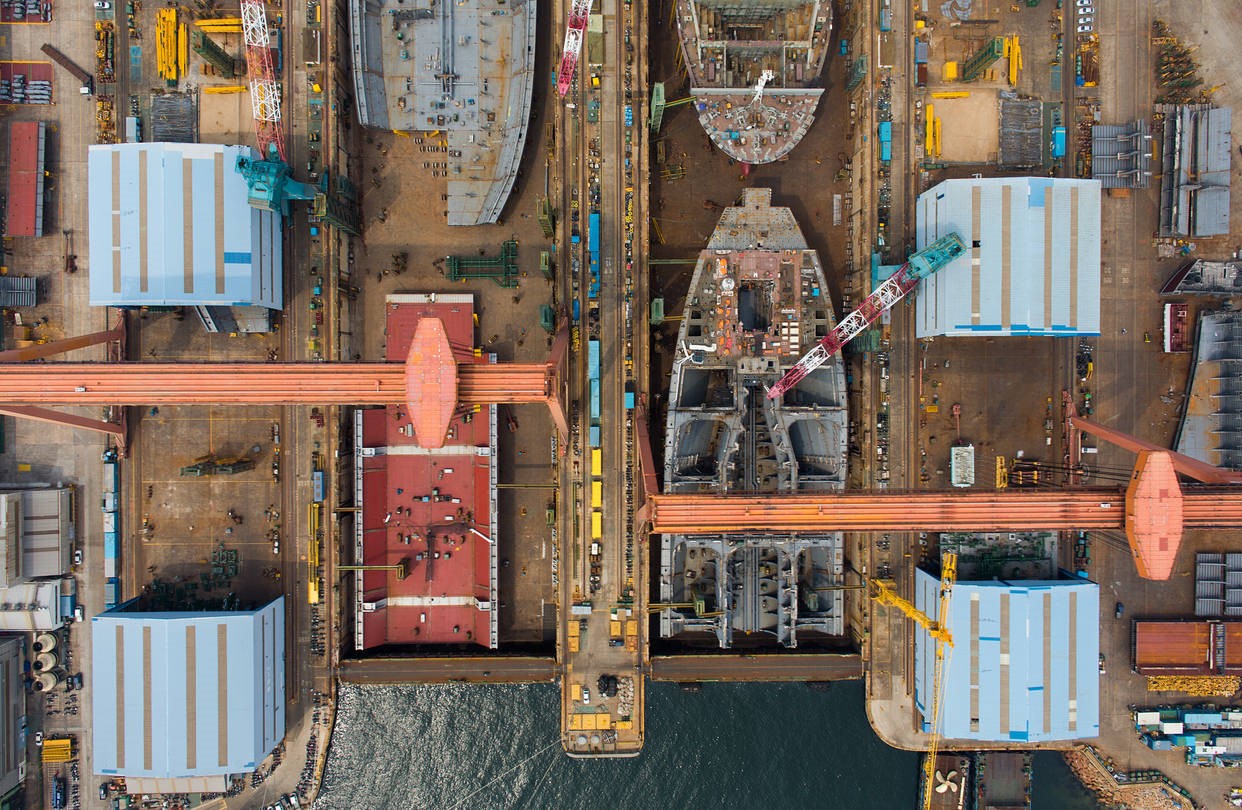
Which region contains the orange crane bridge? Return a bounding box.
[0,316,570,450]
[648,451,1238,582]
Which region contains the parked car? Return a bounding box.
[1076,0,1092,5]
[93,1,110,8]
[1077,6,1094,15]
[1078,15,1093,26]
[72,549,82,566]
[1077,23,1093,33]
[33,731,43,747]
[1115,601,1124,619]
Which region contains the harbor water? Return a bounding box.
[314,681,1098,809]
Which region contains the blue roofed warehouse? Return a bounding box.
[91,598,285,786]
[914,570,1099,743]
[87,142,282,318]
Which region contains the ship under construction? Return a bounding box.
[674,0,832,164]
[347,0,536,225]
[658,188,848,648]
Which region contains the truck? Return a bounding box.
[40,43,94,95]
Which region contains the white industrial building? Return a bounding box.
[92,598,285,790]
[87,143,282,331]
[914,177,1101,338]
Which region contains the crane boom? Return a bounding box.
[767,233,967,400]
[241,0,285,161]
[922,552,957,810]
[555,0,592,97]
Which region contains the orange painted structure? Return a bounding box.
[1133,621,1242,674]
[647,461,1242,581]
[0,316,570,449]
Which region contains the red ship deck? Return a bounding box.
[355,294,496,649]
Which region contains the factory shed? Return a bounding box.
[91,598,285,782]
[914,570,1100,742]
[1175,312,1242,470]
[1159,106,1232,237]
[87,143,282,313]
[5,121,46,237]
[1133,620,1242,674]
[914,177,1101,338]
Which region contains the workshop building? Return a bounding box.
[90,598,285,788]
[86,143,282,327]
[913,570,1100,742]
[914,177,1102,338]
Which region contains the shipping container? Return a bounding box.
[591,510,603,539]
[588,340,601,380]
[878,121,892,143]
[591,480,603,509]
[1052,125,1066,158]
[104,578,120,609]
[589,379,601,421]
[313,469,325,503]
[624,381,636,410]
[588,213,601,256]
[589,425,601,448]
[102,462,119,494]
[591,449,602,477]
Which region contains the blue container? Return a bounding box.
[572,300,580,322]
[589,425,601,448]
[313,470,325,503]
[1052,125,1067,158]
[590,380,601,421]
[878,121,892,143]
[588,340,601,380]
[880,141,892,162]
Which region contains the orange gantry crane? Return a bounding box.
[6,313,1242,584]
[0,315,570,453]
[647,445,1242,582]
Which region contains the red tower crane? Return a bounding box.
[241,0,286,161]
[555,0,591,97]
[767,234,966,400]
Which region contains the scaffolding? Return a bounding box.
[961,37,1004,82]
[446,240,520,287]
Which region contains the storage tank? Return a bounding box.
[32,672,58,692]
[33,633,57,653]
[34,652,57,672]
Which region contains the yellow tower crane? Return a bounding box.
[868,551,957,810]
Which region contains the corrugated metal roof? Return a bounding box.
[90,599,285,778]
[914,177,1102,337]
[87,143,282,309]
[5,122,45,237]
[1160,106,1232,237]
[914,570,1100,742]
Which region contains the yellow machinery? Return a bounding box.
[996,456,1009,488]
[647,598,723,618]
[868,551,957,810]
[41,737,73,763]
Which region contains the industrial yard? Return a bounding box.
[0,0,1240,806]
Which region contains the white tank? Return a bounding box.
[34,652,57,672]
[33,633,57,653]
[32,672,58,692]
